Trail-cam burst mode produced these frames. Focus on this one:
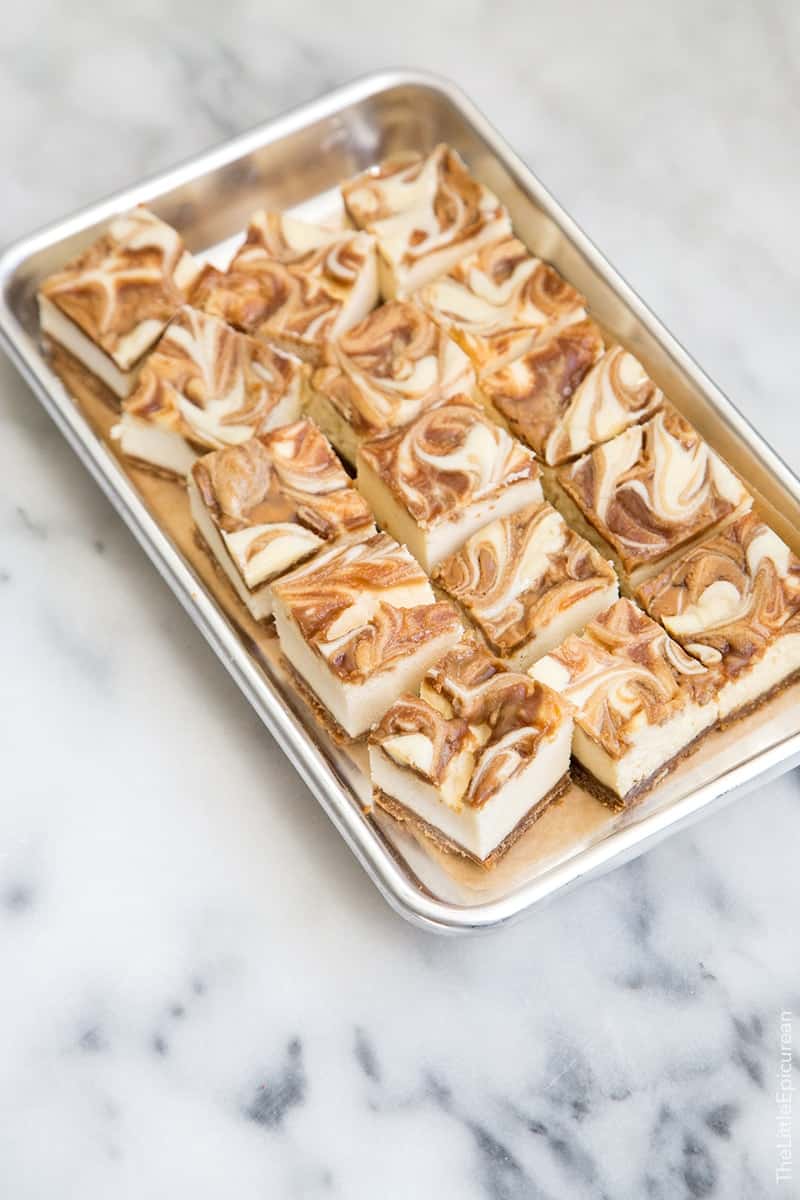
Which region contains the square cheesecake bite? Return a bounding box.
[113,306,304,476]
[341,143,511,298]
[369,639,573,867]
[434,501,618,670]
[271,532,463,740]
[417,235,586,376]
[637,513,800,723]
[531,598,718,807]
[38,207,200,401]
[188,419,374,620]
[551,405,753,592]
[307,300,476,463]
[356,397,543,572]
[191,211,378,362]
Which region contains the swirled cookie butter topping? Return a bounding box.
[308,300,475,461]
[556,405,752,583]
[481,319,606,457]
[114,306,304,475]
[418,235,586,375]
[191,212,378,358]
[434,502,618,668]
[341,144,511,297]
[637,513,800,678]
[38,207,201,397]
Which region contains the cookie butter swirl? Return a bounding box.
[558,405,751,572]
[536,598,715,759]
[372,640,568,809]
[543,346,664,466]
[313,301,475,438]
[420,236,586,372]
[434,502,616,656]
[192,421,373,587]
[123,307,303,450]
[341,144,508,266]
[637,513,800,675]
[481,320,605,457]
[192,214,376,350]
[358,399,539,526]
[272,533,461,683]
[40,207,199,370]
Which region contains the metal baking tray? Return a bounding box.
[2,70,799,934]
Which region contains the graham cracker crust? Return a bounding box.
[373,771,572,869]
[279,654,363,748]
[46,337,122,415]
[717,666,800,731]
[571,722,717,811]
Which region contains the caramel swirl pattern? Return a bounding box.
[434,502,617,657]
[372,640,569,809]
[123,307,303,450]
[419,236,586,373]
[272,533,461,682]
[636,513,800,676]
[192,215,376,353]
[537,598,715,759]
[40,207,199,370]
[359,399,539,526]
[312,301,475,439]
[341,144,508,268]
[542,346,664,466]
[557,405,752,573]
[481,320,606,457]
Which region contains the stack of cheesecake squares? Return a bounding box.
[38,145,800,870]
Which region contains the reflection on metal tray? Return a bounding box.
[1,71,799,933]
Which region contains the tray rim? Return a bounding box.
[2,68,799,935]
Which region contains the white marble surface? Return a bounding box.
[2,3,799,1196]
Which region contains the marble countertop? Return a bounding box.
[2,3,798,1196]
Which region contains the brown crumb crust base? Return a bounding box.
[46,336,124,415]
[571,722,717,811]
[279,654,363,747]
[373,771,572,870]
[717,666,800,730]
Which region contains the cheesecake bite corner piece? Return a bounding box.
[341,143,511,298]
[38,206,201,403]
[306,299,476,464]
[636,513,800,723]
[356,397,543,572]
[270,532,463,740]
[552,404,753,592]
[433,501,619,671]
[417,235,587,377]
[188,418,375,621]
[368,639,574,866]
[530,596,719,807]
[113,306,305,477]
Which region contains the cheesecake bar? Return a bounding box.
[551,405,752,592]
[271,532,462,739]
[356,398,543,571]
[341,144,511,298]
[191,211,378,361]
[369,639,573,866]
[307,300,476,463]
[113,306,304,476]
[480,319,606,456]
[188,420,374,620]
[434,501,619,670]
[531,597,718,806]
[417,235,586,376]
[537,345,664,466]
[637,513,800,723]
[38,207,200,401]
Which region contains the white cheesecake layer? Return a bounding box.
[112,415,198,476]
[356,456,544,573]
[187,475,275,620]
[369,719,572,861]
[39,294,137,399]
[305,388,360,465]
[273,599,461,738]
[502,582,619,673]
[715,633,800,721]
